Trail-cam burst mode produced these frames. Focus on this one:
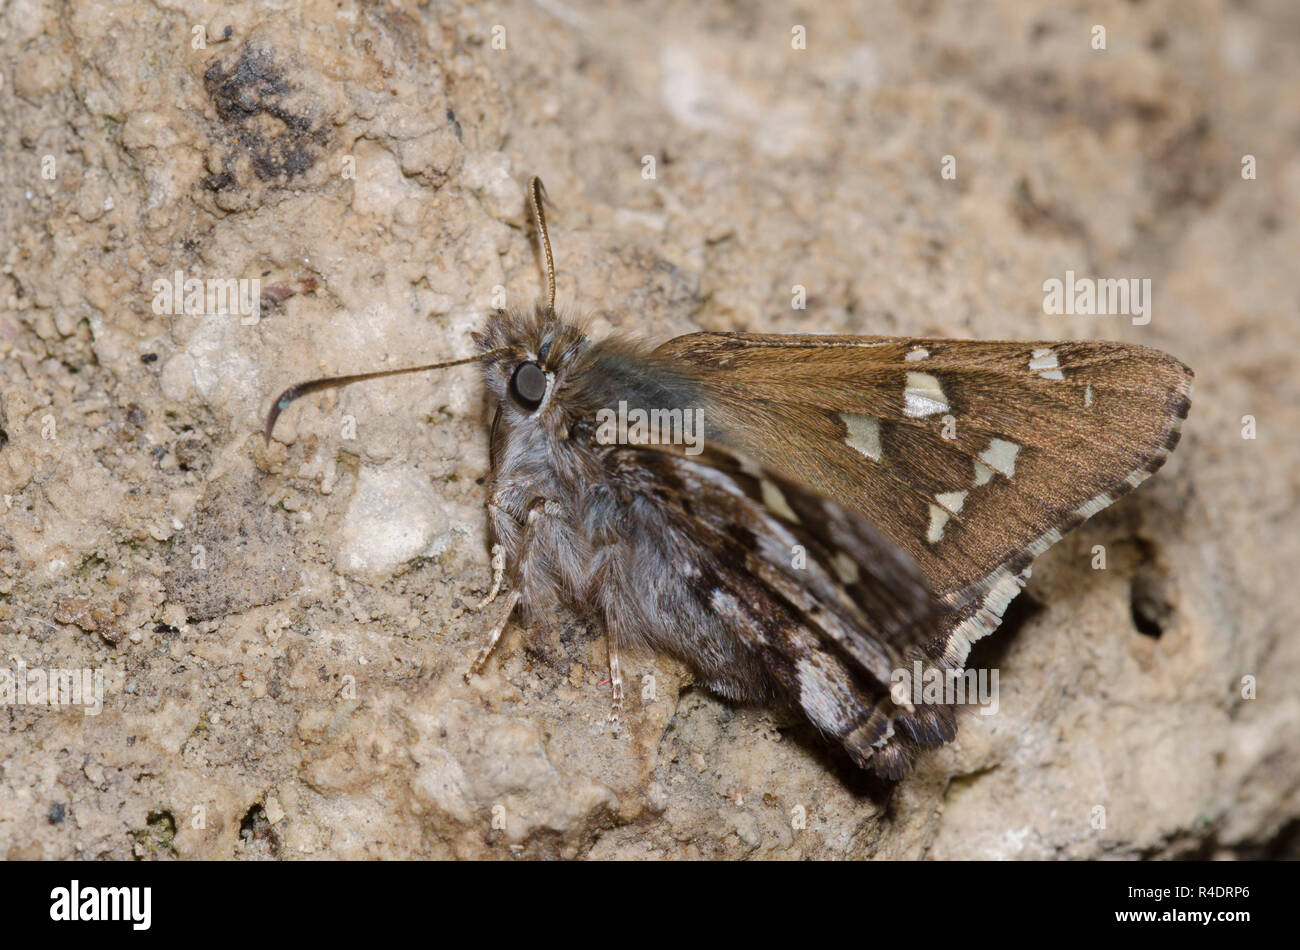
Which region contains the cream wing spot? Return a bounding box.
[760,479,800,523]
[935,490,967,514]
[905,347,930,361]
[1028,347,1055,369]
[1029,347,1065,381]
[973,459,995,486]
[839,412,882,462]
[831,551,860,584]
[903,372,949,418]
[978,438,1021,479]
[927,504,952,544]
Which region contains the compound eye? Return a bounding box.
[510,361,548,409]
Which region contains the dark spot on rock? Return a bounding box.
[1012,176,1083,239]
[132,809,177,859]
[174,435,207,471]
[48,802,66,824]
[238,803,281,857]
[126,404,146,426]
[202,170,235,192]
[207,46,291,123]
[446,107,462,142]
[0,428,7,451]
[140,352,158,364]
[1132,582,1172,638]
[223,25,233,39]
[203,45,327,186]
[260,277,318,312]
[1131,538,1176,638]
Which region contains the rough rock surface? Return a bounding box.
[1,0,1297,859]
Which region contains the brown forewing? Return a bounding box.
[656,332,1193,613]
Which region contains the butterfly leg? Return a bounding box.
[605,628,623,733]
[463,498,550,681]
[465,589,522,681]
[469,542,506,610]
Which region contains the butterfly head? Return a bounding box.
[473,305,590,428]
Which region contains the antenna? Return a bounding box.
[529,176,555,314]
[263,350,507,444]
[264,177,555,444]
